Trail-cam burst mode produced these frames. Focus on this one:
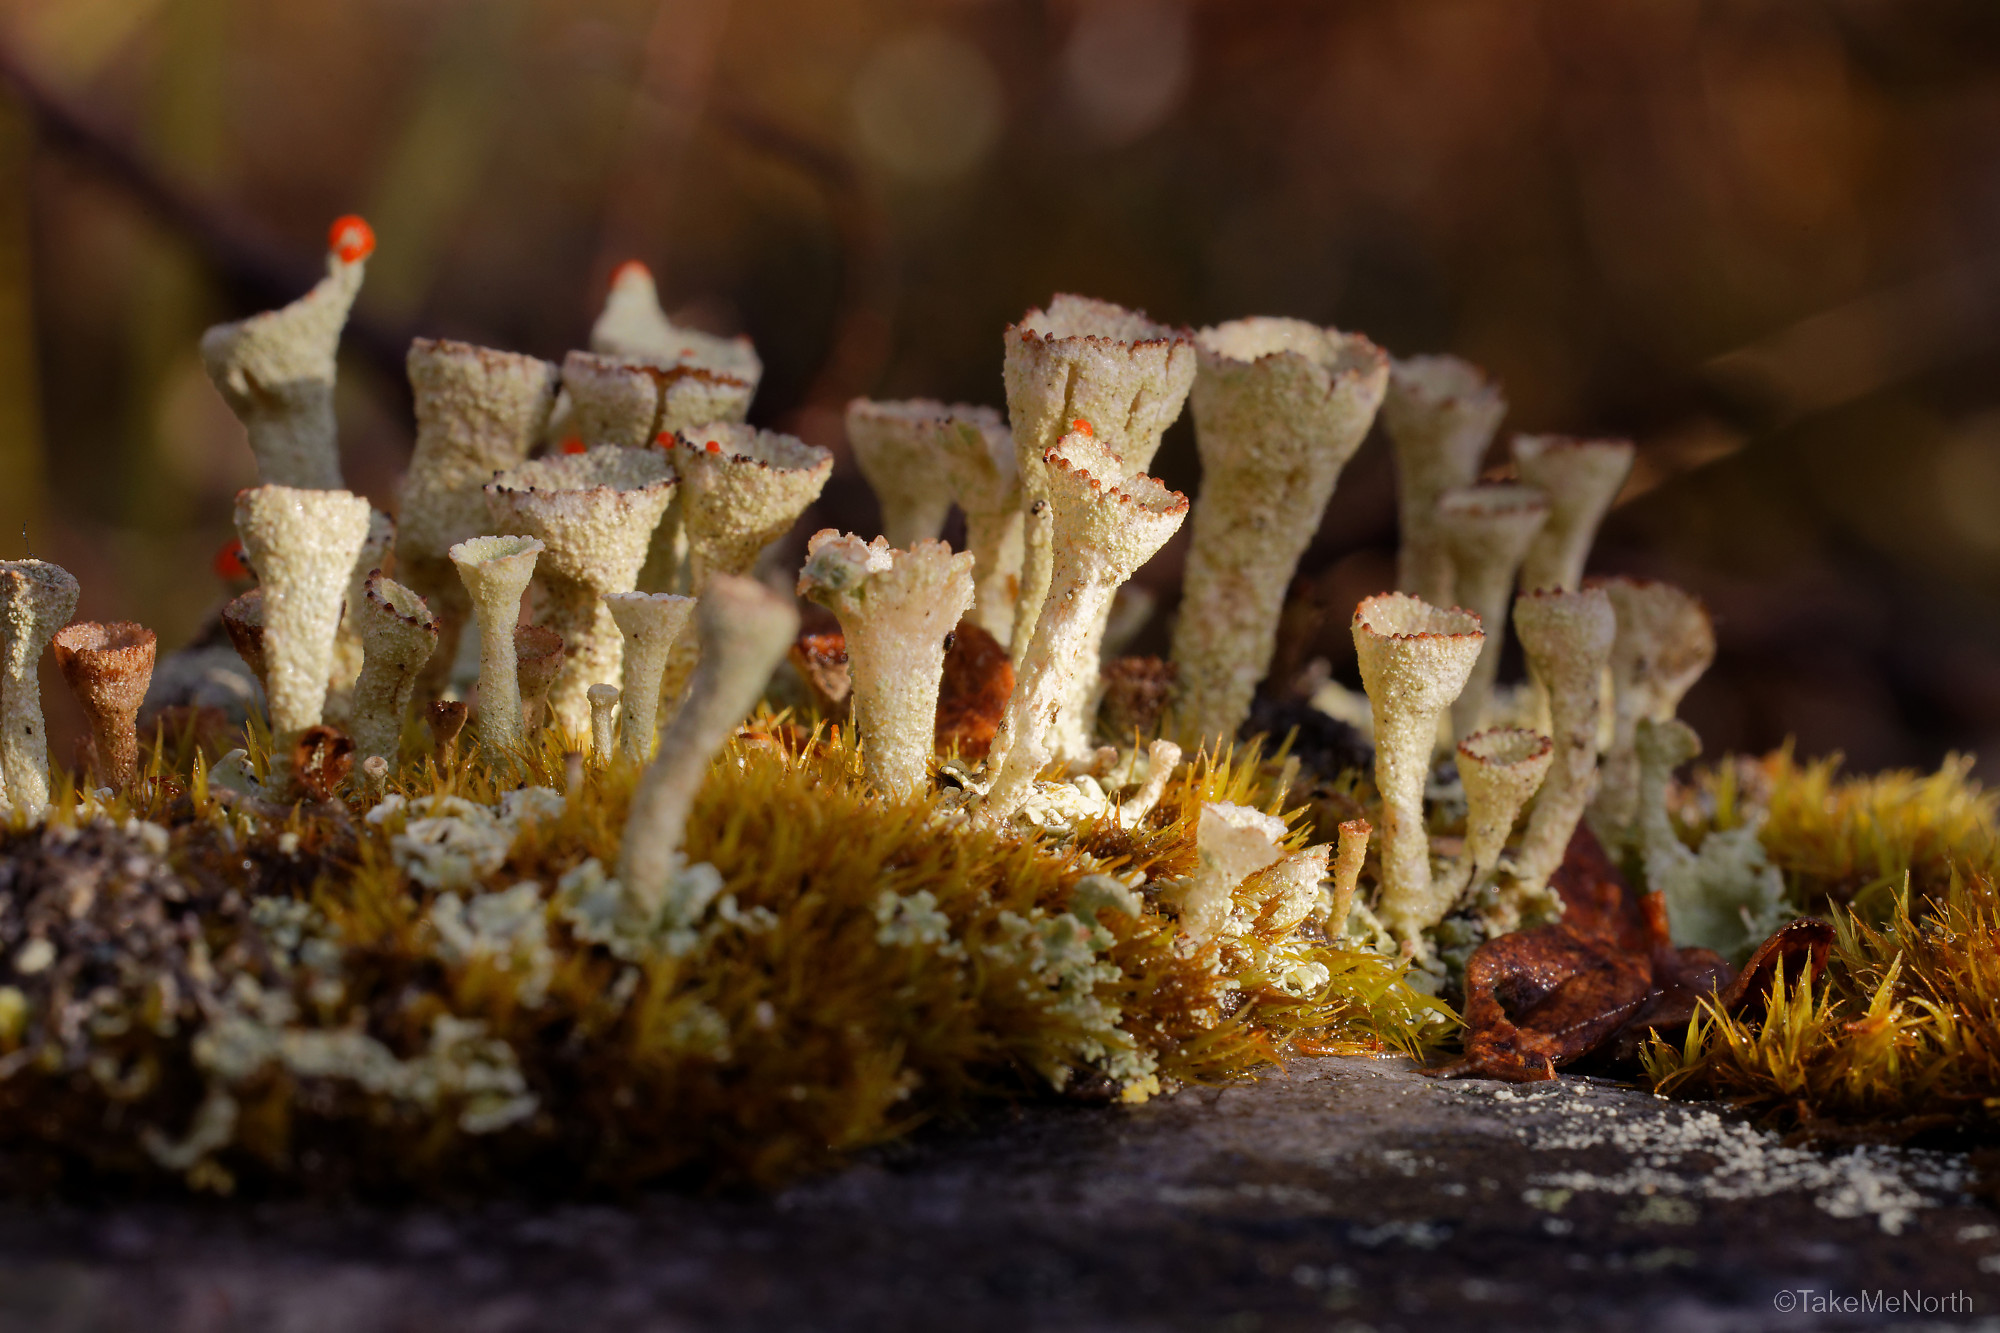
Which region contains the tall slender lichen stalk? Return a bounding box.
[798,532,976,797]
[984,436,1188,822]
[0,561,79,808]
[52,621,155,793]
[1587,575,1715,846]
[619,575,798,910]
[932,405,1024,645]
[450,535,544,757]
[1351,593,1484,943]
[349,573,440,770]
[1508,586,1617,897]
[605,593,694,760]
[1436,728,1554,928]
[233,485,373,773]
[199,216,373,490]
[1170,317,1388,747]
[1512,434,1635,593]
[1435,483,1549,739]
[1382,354,1506,607]
[398,339,557,704]
[1002,295,1195,754]
[484,446,676,736]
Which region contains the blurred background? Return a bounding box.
[0,0,1997,774]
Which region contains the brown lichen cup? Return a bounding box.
[52,621,158,792]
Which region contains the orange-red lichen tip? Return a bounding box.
[560,436,587,455]
[329,214,376,263]
[613,259,652,284]
[213,538,249,581]
[1071,417,1093,437]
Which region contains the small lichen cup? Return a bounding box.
[1435,483,1550,739]
[1508,585,1617,897]
[1382,354,1507,607]
[1438,727,1555,928]
[449,535,545,757]
[1351,592,1484,943]
[798,532,976,797]
[53,620,155,793]
[932,405,1025,645]
[844,398,962,549]
[605,592,696,760]
[1511,434,1636,593]
[348,572,440,772]
[1587,575,1716,845]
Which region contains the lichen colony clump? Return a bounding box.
[0,217,1993,1199]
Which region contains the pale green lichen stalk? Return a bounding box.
[233,485,373,763]
[1382,354,1506,607]
[1507,585,1616,897]
[398,339,558,703]
[449,535,544,757]
[1588,575,1716,848]
[1171,317,1388,747]
[932,405,1024,645]
[604,592,694,760]
[588,684,620,758]
[1512,434,1636,593]
[1351,593,1484,943]
[484,446,676,737]
[983,436,1188,822]
[199,216,372,491]
[844,399,959,549]
[0,560,79,809]
[1440,728,1554,932]
[349,572,440,770]
[1436,483,1549,739]
[798,532,975,797]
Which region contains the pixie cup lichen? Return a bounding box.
[449,535,545,756]
[844,398,960,550]
[199,216,373,490]
[798,532,976,797]
[1438,728,1554,928]
[1507,585,1617,897]
[233,485,374,769]
[1511,435,1636,593]
[589,260,764,394]
[52,621,156,793]
[588,684,620,758]
[1435,483,1550,739]
[1588,575,1716,846]
[348,572,440,770]
[484,446,676,737]
[1170,317,1388,747]
[399,339,558,702]
[673,424,833,593]
[984,437,1188,822]
[605,593,695,760]
[514,624,566,735]
[932,405,1025,645]
[1382,355,1507,607]
[1351,592,1484,943]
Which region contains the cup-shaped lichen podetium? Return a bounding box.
[398,339,558,705]
[1382,355,1507,608]
[221,588,267,690]
[588,260,765,398]
[1351,593,1484,943]
[199,216,373,491]
[449,535,545,756]
[983,439,1189,822]
[514,624,566,734]
[0,561,78,809]
[1170,317,1389,748]
[588,684,620,758]
[605,592,694,760]
[798,532,976,797]
[1002,295,1195,685]
[52,620,154,794]
[844,398,960,549]
[1436,483,1550,739]
[348,572,440,770]
[234,485,373,765]
[931,405,1024,645]
[620,574,798,912]
[1436,728,1554,926]
[1587,576,1715,846]
[1511,434,1635,593]
[1508,585,1617,896]
[673,423,833,593]
[484,445,676,737]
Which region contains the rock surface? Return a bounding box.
[0,1056,1993,1331]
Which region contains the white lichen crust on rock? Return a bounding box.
[399,339,559,699]
[232,485,374,761]
[1507,585,1617,897]
[1351,592,1484,943]
[484,445,677,737]
[199,216,373,491]
[349,572,440,769]
[1435,483,1550,739]
[1002,294,1195,705]
[0,560,79,809]
[797,531,975,797]
[1382,354,1507,607]
[983,436,1188,822]
[1511,434,1636,593]
[1171,316,1389,747]
[449,535,545,757]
